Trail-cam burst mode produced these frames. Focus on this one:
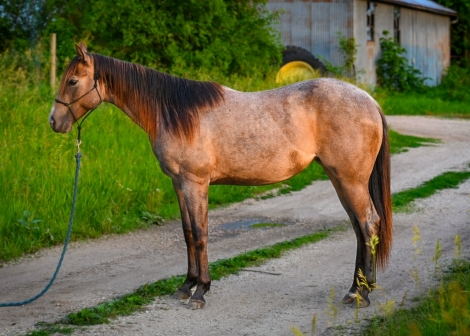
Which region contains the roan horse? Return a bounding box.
[49,43,392,309]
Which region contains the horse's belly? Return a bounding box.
[210,176,281,186]
[210,150,315,186]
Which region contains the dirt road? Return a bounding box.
[1,116,469,335]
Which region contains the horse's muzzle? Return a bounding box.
[49,117,72,133]
[49,116,55,128]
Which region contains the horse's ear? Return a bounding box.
[75,42,90,64]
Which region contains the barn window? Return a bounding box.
[394,7,401,43]
[367,2,375,41]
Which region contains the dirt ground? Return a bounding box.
[1,116,469,336]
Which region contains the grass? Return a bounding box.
[378,91,470,118]
[25,325,74,336]
[362,260,470,336]
[388,129,439,154]
[363,170,470,335]
[392,170,470,212]
[0,68,435,262]
[375,65,470,118]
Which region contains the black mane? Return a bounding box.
[63,54,225,139]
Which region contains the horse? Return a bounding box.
[49,42,392,309]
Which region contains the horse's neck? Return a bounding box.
[104,67,157,139]
[112,100,139,126]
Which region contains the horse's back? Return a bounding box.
[215,78,382,153]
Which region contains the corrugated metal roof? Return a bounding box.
[376,0,457,17]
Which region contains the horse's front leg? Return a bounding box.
[173,180,198,300]
[177,177,210,309]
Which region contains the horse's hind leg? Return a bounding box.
[320,165,379,307]
[342,215,371,307]
[339,182,380,307]
[173,180,199,300]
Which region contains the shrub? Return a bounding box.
[431,65,470,101]
[322,32,360,79]
[376,31,426,92]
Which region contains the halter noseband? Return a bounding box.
[54,72,102,142]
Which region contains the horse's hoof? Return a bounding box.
[342,292,371,308]
[341,293,356,305]
[174,290,191,300]
[189,299,206,309]
[349,296,370,308]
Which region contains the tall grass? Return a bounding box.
[377,65,470,117]
[0,86,175,261]
[363,259,470,335]
[378,92,470,118]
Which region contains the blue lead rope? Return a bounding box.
[0,150,82,307]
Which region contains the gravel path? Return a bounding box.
[1,116,469,336]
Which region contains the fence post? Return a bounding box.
[50,33,56,91]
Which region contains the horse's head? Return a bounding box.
[49,42,102,133]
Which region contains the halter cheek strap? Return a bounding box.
[54,72,102,142]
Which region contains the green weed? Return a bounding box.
[363,259,470,336]
[362,219,469,335]
[25,324,75,336]
[432,239,443,273]
[325,287,339,326]
[291,326,307,336]
[17,210,42,230]
[454,235,462,260]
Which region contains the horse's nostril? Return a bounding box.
[50,117,55,125]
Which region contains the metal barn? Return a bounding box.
[266,0,457,86]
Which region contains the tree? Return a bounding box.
[1,0,282,76]
[435,0,470,66]
[0,0,50,51]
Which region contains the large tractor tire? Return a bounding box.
[276,46,327,84]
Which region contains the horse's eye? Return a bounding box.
[68,79,78,86]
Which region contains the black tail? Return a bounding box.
[369,108,393,269]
